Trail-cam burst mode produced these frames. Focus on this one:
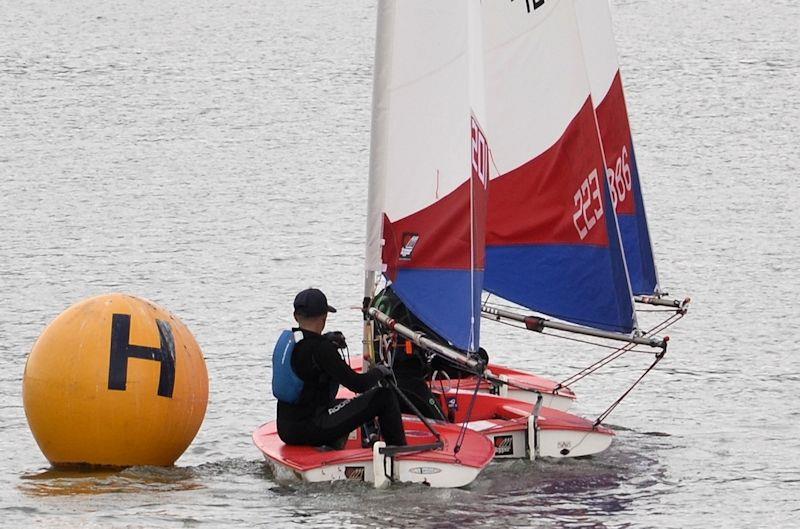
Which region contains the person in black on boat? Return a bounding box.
[372,287,489,421]
[276,288,407,448]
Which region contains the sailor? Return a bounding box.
[372,287,489,420]
[276,288,407,448]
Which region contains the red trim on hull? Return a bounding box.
[253,418,494,472]
[437,390,613,436]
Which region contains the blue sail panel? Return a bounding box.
[486,244,634,334]
[618,146,659,295]
[391,269,483,352]
[485,99,637,334]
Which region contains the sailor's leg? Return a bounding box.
[372,387,406,446]
[313,387,406,446]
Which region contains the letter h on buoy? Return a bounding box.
[107,314,176,398]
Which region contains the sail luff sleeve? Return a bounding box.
[365,0,394,281]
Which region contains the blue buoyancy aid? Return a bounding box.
[272,329,305,404]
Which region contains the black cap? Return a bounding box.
[293,288,337,317]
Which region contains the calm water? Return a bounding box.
[2,0,798,527]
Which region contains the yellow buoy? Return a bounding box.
[22,294,209,467]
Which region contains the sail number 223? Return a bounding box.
[572,168,604,240]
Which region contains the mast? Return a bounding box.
[364,0,394,290]
[363,0,395,360]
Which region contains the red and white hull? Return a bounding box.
[347,355,576,411]
[458,362,576,412]
[252,417,494,489]
[436,390,613,460]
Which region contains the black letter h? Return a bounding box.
[108,314,176,398]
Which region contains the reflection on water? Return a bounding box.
[19,466,203,496]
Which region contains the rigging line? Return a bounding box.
[558,345,632,388]
[481,292,493,311]
[385,377,442,444]
[486,302,683,347]
[482,299,679,317]
[453,372,482,455]
[593,350,667,428]
[481,300,681,334]
[557,336,635,385]
[488,148,502,181]
[432,372,451,418]
[555,312,681,386]
[543,318,673,387]
[539,328,654,353]
[483,302,639,334]
[556,320,676,387]
[489,316,650,352]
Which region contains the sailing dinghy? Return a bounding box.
[255,0,497,488]
[364,0,687,460]
[359,0,631,462]
[253,419,493,488]
[432,0,689,412]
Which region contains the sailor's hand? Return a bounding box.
[373,364,392,379]
[323,331,347,349]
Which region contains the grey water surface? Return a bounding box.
[1,0,798,527]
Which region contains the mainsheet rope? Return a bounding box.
[452,370,481,455]
[555,310,684,388]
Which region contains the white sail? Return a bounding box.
[482,0,637,334]
[364,0,489,350]
[574,0,620,104]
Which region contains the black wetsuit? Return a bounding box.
[392,345,447,420]
[372,287,488,421]
[276,328,406,447]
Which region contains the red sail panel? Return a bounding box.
[595,72,636,217]
[487,99,610,248]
